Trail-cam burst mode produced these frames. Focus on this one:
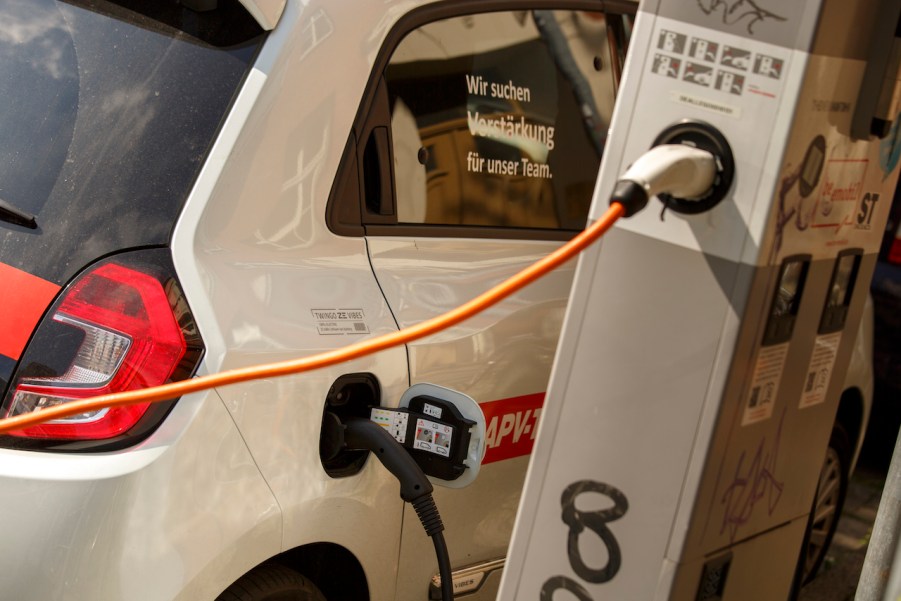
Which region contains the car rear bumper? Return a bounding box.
[0,392,281,601]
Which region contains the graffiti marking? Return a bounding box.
[720,410,786,541]
[697,0,788,35]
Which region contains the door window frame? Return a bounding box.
[326,0,637,241]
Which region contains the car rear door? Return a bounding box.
[327,3,634,598]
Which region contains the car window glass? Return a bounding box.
[385,10,620,231]
[0,0,263,283]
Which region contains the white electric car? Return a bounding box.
[0,1,871,599]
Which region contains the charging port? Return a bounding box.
[371,396,476,482]
[651,121,735,214]
[320,372,380,477]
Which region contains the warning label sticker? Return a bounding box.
[800,332,842,409]
[742,342,788,425]
[311,308,369,335]
[651,25,785,103]
[414,418,453,457]
[371,407,409,443]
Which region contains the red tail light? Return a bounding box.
[889,235,901,265]
[887,211,901,265]
[2,251,203,446]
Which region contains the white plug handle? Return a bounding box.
[621,144,717,200]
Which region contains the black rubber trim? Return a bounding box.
[610,180,649,218]
[326,135,364,237]
[359,78,398,227]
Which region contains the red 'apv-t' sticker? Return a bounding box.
[480,392,545,464]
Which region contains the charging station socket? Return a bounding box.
[652,121,734,214]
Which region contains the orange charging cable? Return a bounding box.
[0,203,625,435]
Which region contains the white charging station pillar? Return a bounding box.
[499,0,900,599]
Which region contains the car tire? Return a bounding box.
[798,422,851,586]
[216,564,327,601]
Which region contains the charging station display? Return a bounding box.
[764,256,810,346]
[819,249,862,334]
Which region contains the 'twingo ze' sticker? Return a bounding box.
[311,308,369,335]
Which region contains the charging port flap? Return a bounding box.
[395,383,486,489]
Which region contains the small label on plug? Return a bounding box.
[371,408,409,444]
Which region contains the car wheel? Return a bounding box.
[216,564,326,601]
[798,422,851,586]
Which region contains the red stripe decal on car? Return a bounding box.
[480,392,545,464]
[0,263,60,360]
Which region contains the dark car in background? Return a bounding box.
[866,185,901,461]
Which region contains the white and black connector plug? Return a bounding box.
[321,412,456,600]
[612,121,734,217]
[319,384,486,601]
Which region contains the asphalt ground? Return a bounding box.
[799,462,887,601]
[799,421,899,601]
